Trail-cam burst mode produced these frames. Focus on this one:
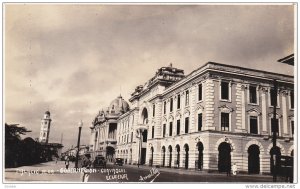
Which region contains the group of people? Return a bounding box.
[64,154,92,182]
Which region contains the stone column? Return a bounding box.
[235,83,243,132]
[241,85,247,132]
[261,87,268,135]
[281,90,289,137]
[205,79,215,130]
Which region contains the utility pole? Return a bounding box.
[75,121,83,169]
[272,79,278,182]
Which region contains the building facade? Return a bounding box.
[90,62,294,174]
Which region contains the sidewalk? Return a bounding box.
[5,161,82,182]
[121,163,277,179]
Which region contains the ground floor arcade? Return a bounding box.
[116,131,294,174]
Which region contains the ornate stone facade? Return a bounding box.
[90,62,294,174]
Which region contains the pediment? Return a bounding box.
[218,105,234,113]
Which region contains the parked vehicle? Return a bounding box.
[93,155,106,168]
[115,158,124,166]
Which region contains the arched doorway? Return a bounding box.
[162,146,166,167]
[150,147,154,166]
[270,147,281,174]
[218,142,231,172]
[197,142,204,170]
[175,144,180,168]
[106,146,115,162]
[168,145,172,168]
[184,144,189,169]
[248,145,260,174]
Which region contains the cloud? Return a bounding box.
[4,4,294,150]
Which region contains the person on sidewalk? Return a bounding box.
[232,163,237,176]
[65,156,70,169]
[81,154,92,182]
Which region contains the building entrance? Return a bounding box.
[197,142,204,170]
[248,145,260,174]
[270,146,281,174]
[218,142,231,172]
[162,146,166,167]
[184,144,189,169]
[106,146,115,162]
[168,145,172,168]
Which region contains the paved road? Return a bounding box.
[5,161,287,183]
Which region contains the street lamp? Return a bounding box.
[75,120,83,169]
[272,79,278,182]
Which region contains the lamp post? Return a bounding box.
[75,120,83,169]
[272,79,278,182]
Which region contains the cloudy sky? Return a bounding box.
[4,4,294,150]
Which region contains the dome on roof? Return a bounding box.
[108,95,130,115]
[45,111,50,115]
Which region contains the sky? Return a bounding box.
[4,4,295,151]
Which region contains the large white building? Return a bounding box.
[89,62,294,174]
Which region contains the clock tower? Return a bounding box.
[39,111,52,144]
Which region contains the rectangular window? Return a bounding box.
[271,118,279,136]
[221,82,229,100]
[291,121,294,136]
[163,124,166,137]
[153,104,155,117]
[185,117,189,133]
[170,98,173,112]
[221,113,229,131]
[185,90,189,106]
[198,84,202,101]
[164,101,166,114]
[249,86,257,104]
[131,132,133,142]
[152,126,155,138]
[169,122,173,136]
[250,116,258,134]
[177,120,180,135]
[127,134,129,143]
[177,94,181,109]
[270,88,278,106]
[290,90,294,109]
[198,113,202,131]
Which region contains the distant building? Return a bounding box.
[90,62,294,174]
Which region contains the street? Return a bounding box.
[5,161,287,183]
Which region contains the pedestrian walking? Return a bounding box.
[65,156,70,169]
[81,154,92,182]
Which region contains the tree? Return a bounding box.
[5,123,31,168]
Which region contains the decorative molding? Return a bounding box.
[218,104,234,112]
[280,90,289,96]
[175,111,182,118]
[241,84,248,90]
[196,104,205,111]
[184,108,191,116]
[168,115,174,121]
[246,108,262,116]
[267,112,282,118]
